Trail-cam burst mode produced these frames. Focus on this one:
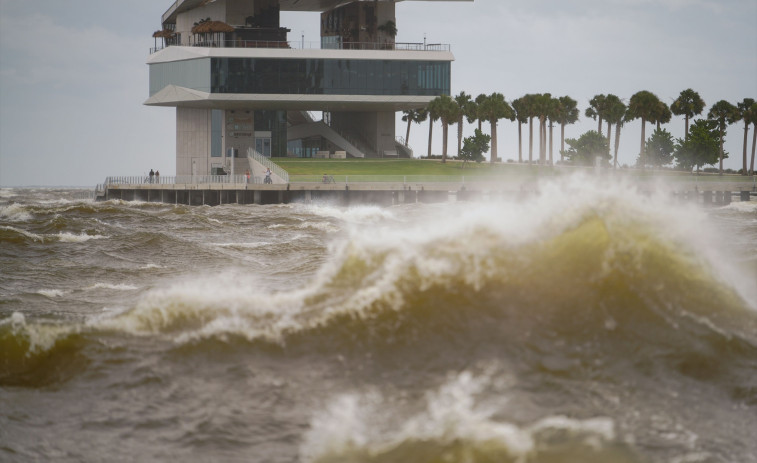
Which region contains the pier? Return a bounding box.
[97,174,756,207]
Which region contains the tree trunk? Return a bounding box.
[518,121,523,163]
[442,122,448,164]
[491,120,498,163]
[528,117,534,163]
[428,119,433,158]
[560,124,565,161]
[751,123,756,175]
[640,118,646,169]
[597,117,602,133]
[657,121,661,131]
[478,120,482,132]
[719,125,724,174]
[548,123,554,165]
[457,117,463,157]
[538,117,545,164]
[743,122,749,175]
[685,115,690,141]
[606,120,612,145]
[614,122,622,168]
[405,118,411,147]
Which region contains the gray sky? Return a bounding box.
[1,0,755,186]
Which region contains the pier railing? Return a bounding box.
[101,171,756,190]
[104,175,258,185]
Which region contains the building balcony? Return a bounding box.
[150,39,450,55]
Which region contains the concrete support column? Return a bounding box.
[741,191,751,202]
[254,190,262,205]
[703,191,712,205]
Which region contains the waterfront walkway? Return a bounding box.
[98,173,756,206]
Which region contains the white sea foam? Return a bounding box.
[140,263,164,270]
[91,173,757,343]
[1,225,44,242]
[300,370,617,462]
[297,221,340,232]
[0,188,16,199]
[210,242,271,249]
[305,204,396,224]
[2,311,77,354]
[37,289,69,298]
[88,283,139,291]
[55,232,107,243]
[720,201,757,213]
[0,204,33,221]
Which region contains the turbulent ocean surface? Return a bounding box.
[2,176,756,463]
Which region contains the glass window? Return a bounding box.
[209,58,449,96]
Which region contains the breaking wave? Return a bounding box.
[301,371,638,463]
[3,176,756,395]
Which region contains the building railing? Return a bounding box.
[151,40,450,54]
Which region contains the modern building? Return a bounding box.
[146,0,470,177]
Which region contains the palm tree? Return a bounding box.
[627,90,662,169]
[533,93,553,164]
[427,104,440,158]
[551,96,579,161]
[586,94,607,133]
[521,94,539,164]
[671,89,706,141]
[736,98,756,175]
[401,108,427,147]
[511,96,529,163]
[750,102,757,175]
[428,95,460,163]
[454,92,473,156]
[707,100,739,174]
[604,97,627,168]
[652,101,672,131]
[601,94,623,146]
[478,93,515,163]
[473,94,488,132]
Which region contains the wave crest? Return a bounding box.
[301,371,638,463]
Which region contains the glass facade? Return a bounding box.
[149,58,210,96]
[210,58,450,96]
[254,110,287,157]
[210,110,223,157]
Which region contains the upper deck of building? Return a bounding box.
[162,0,471,24]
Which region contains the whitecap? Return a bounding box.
[55,232,107,243]
[88,283,139,291]
[0,204,33,222]
[36,289,69,298]
[297,221,340,233]
[1,225,44,242]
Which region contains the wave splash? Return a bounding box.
[301,371,638,463]
[3,176,756,387]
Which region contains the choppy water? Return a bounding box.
[2,177,757,463]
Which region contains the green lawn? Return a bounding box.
[272,158,530,176]
[270,158,753,184]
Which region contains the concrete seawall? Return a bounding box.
[101,180,755,207]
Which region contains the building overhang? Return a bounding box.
[145,85,435,111]
[163,0,474,24]
[147,45,454,64]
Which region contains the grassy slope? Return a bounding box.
[272,158,526,176]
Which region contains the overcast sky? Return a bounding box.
[1,0,755,186]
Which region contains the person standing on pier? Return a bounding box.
[149,169,154,184]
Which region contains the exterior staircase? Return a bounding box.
[287,121,367,158]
